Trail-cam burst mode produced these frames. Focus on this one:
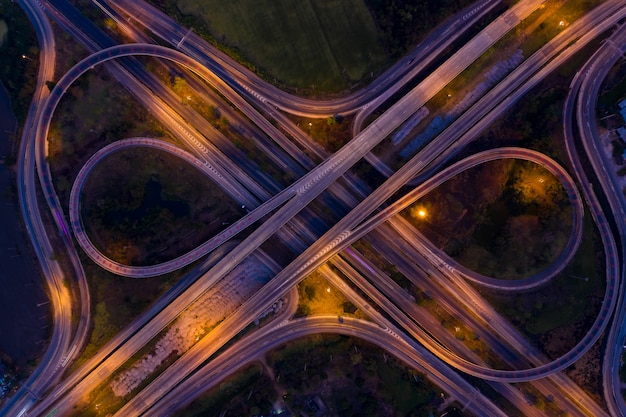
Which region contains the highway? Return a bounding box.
[30,2,626,412]
[103,0,504,117]
[563,22,626,416]
[54,6,626,414]
[25,1,557,413]
[1,1,92,417]
[8,0,626,416]
[31,0,545,282]
[146,316,509,417]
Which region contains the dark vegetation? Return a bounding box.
[173,364,276,417]
[0,355,18,404]
[176,335,443,417]
[406,159,572,279]
[0,2,39,124]
[487,211,604,339]
[365,0,477,60]
[82,147,241,265]
[143,0,487,95]
[598,59,626,111]
[149,0,386,94]
[270,335,440,417]
[290,114,352,153]
[48,69,173,209]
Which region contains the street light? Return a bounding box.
[21,54,33,62]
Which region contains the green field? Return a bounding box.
[0,20,7,48]
[484,206,604,343]
[176,0,387,92]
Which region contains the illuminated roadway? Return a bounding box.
[147,316,509,417]
[563,23,626,417]
[32,0,544,281]
[26,2,563,413]
[102,0,504,117]
[1,1,92,417]
[64,8,626,414]
[28,4,624,416]
[12,1,624,414]
[69,137,293,277]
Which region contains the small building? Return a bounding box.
[618,99,626,123]
[306,395,327,417]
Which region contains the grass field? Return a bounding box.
[487,208,604,340]
[176,0,386,92]
[0,20,7,48]
[81,147,242,266]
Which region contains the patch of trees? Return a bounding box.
[365,0,477,59]
[0,3,39,123]
[173,365,275,417]
[268,335,440,416]
[470,162,571,277]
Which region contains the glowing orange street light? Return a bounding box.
[418,209,427,218]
